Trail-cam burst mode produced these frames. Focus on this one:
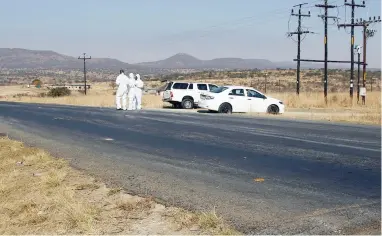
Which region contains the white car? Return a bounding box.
[162,81,219,109]
[198,85,285,114]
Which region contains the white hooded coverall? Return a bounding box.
[134,74,144,110]
[127,73,136,110]
[115,72,129,110]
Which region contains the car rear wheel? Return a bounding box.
[267,104,280,114]
[182,98,194,109]
[218,103,232,114]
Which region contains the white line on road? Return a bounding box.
[102,138,114,141]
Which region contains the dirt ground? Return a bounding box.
[0,137,239,235]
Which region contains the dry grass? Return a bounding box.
[167,208,241,235]
[0,137,239,235]
[0,84,164,109]
[270,91,381,110]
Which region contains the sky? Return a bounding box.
[0,0,381,68]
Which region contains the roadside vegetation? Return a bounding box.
[0,137,240,235]
[0,68,380,125]
[46,87,72,97]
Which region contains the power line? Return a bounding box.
[287,3,313,95]
[141,0,325,47]
[78,53,91,95]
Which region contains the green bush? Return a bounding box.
[47,87,71,97]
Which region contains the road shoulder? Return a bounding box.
[0,136,239,235]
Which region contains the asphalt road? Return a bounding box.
[0,101,380,234]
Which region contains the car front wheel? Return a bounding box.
[218,103,232,114]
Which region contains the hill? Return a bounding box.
[0,48,373,71]
[0,48,141,71]
[136,53,276,69]
[134,53,350,70]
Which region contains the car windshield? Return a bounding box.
[210,86,229,93]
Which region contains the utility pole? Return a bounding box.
[264,72,268,93]
[338,0,365,99]
[288,3,312,95]
[355,45,362,103]
[78,53,91,95]
[316,0,338,104]
[340,16,381,104]
[361,17,380,103]
[370,77,373,92]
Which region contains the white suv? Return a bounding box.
[162,81,219,109]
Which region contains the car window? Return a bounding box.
[229,89,245,96]
[188,84,193,89]
[197,83,208,90]
[172,83,189,89]
[208,84,219,91]
[210,86,228,93]
[246,89,265,98]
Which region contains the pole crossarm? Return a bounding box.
[293,59,367,65]
[344,2,365,8]
[288,31,312,35]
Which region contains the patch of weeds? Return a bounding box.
[198,210,221,230]
[117,198,154,212]
[107,187,122,196]
[64,203,100,232]
[75,183,100,191]
[43,171,67,188]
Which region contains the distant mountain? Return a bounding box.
[0,48,373,71]
[135,53,276,69]
[0,48,141,71]
[136,53,202,69]
[134,53,350,70]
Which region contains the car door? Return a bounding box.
[196,83,208,101]
[246,89,266,112]
[227,88,249,112]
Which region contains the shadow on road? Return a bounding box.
[196,109,215,113]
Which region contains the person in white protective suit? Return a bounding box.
[115,69,129,110]
[134,74,144,110]
[127,72,136,110]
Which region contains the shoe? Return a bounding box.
[117,108,122,110]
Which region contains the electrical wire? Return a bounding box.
[287,0,324,43]
[155,7,291,42]
[138,0,377,50]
